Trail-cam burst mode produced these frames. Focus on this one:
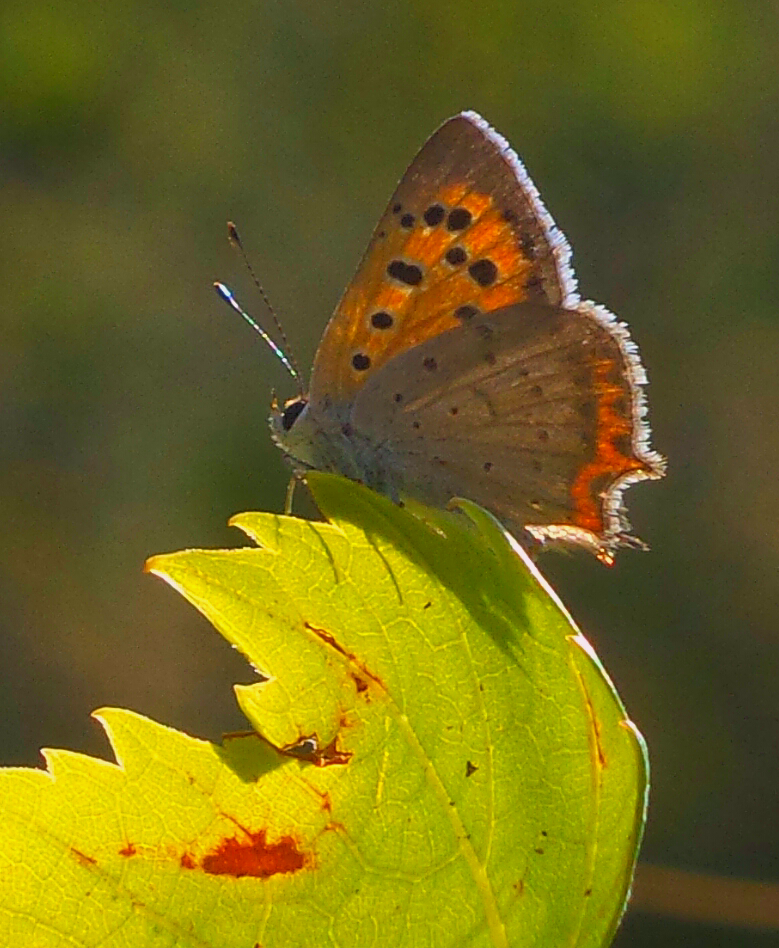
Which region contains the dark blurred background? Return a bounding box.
[2,1,777,944]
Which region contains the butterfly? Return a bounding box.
[223,111,664,563]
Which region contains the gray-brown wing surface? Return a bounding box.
[350,302,663,555]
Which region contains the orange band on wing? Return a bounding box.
[570,357,647,534]
[313,181,558,399]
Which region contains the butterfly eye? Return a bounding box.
[281,397,307,431]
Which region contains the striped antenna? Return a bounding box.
[226,222,304,385]
[213,282,302,390]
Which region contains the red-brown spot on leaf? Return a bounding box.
[223,729,260,741]
[304,621,347,656]
[70,847,96,867]
[581,683,608,768]
[315,737,352,767]
[303,621,385,690]
[180,852,196,869]
[282,734,352,768]
[298,780,333,815]
[352,674,368,694]
[202,829,306,878]
[281,736,318,760]
[119,843,137,857]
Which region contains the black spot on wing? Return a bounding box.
[423,204,446,227]
[445,246,467,266]
[469,258,498,287]
[371,311,393,329]
[387,260,423,287]
[447,207,472,231]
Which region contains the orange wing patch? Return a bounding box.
[570,356,649,537]
[312,189,539,400]
[309,113,573,403]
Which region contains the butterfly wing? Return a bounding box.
[308,111,577,406]
[349,302,664,558]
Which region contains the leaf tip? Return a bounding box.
[143,553,169,577]
[227,512,253,536]
[143,553,189,598]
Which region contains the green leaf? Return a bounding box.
[0,473,647,947]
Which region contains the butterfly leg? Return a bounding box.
[284,476,297,515]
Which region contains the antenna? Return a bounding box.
[226,222,304,386]
[213,282,302,391]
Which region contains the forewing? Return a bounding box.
[350,303,664,556]
[309,111,577,405]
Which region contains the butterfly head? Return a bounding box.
[277,394,308,432]
[269,393,318,470]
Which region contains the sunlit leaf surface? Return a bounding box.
[0,473,647,947]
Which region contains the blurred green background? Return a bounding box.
[2,1,777,944]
